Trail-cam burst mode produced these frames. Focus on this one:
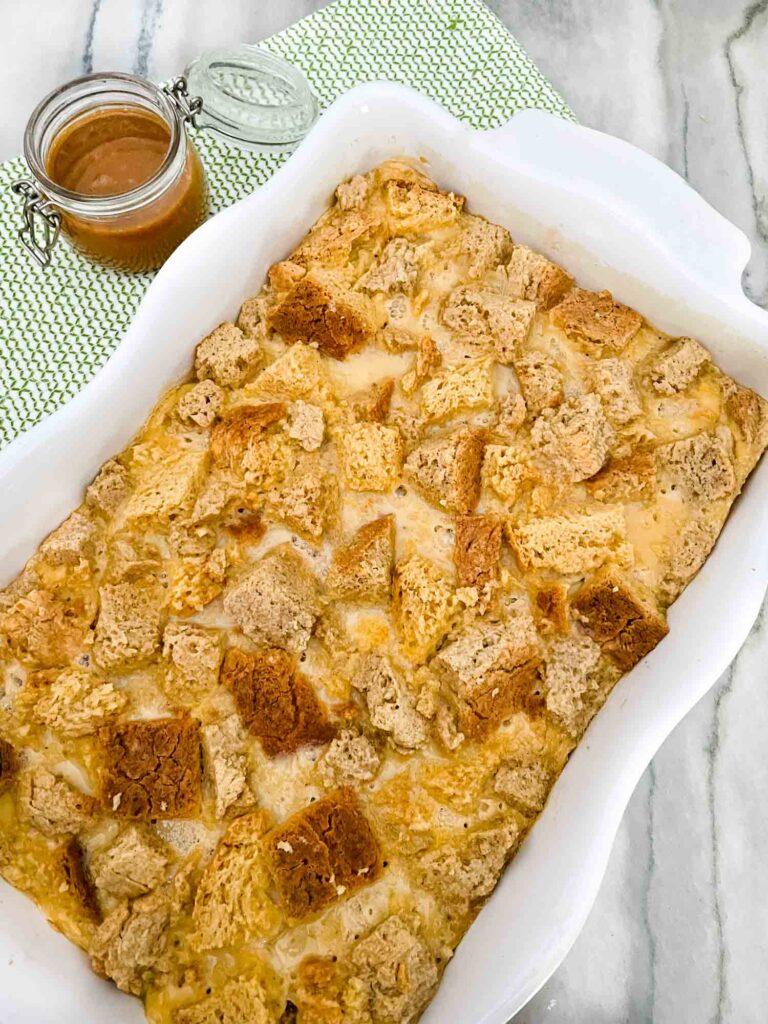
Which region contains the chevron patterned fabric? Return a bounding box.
[0,0,572,448]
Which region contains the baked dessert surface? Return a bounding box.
[0,160,766,1024]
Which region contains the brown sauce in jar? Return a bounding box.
[46,105,207,271]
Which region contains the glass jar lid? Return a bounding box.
[185,46,319,150]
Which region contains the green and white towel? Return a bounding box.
[0,0,572,448]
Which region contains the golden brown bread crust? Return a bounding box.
[268,271,375,359]
[550,287,643,350]
[327,514,395,602]
[101,718,202,820]
[210,403,287,470]
[404,426,487,514]
[572,566,669,670]
[262,788,382,919]
[0,737,18,795]
[58,837,101,921]
[222,647,336,757]
[531,583,570,636]
[453,514,502,588]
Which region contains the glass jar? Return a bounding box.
[16,72,208,272]
[13,47,319,272]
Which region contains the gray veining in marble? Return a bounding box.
[1,1,767,1021]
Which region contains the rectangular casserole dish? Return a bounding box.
[0,82,766,1024]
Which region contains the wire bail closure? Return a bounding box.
[10,180,62,268]
[163,76,203,129]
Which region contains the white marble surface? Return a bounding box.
[2,1,768,1021]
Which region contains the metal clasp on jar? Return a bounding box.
[163,76,203,128]
[10,181,62,268]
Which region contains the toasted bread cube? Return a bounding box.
[249,342,328,401]
[658,514,721,603]
[482,443,535,505]
[177,379,225,428]
[38,510,101,568]
[493,759,552,814]
[195,321,263,388]
[32,667,128,737]
[57,837,100,920]
[327,515,395,602]
[587,449,657,503]
[235,292,269,337]
[168,548,228,618]
[222,647,335,757]
[288,400,325,451]
[86,459,131,515]
[572,565,669,669]
[453,514,502,588]
[359,237,420,295]
[508,505,630,576]
[392,555,456,663]
[505,244,574,310]
[124,448,209,522]
[354,653,429,751]
[543,634,604,735]
[722,379,768,449]
[90,884,175,995]
[385,176,463,232]
[514,352,563,415]
[417,821,519,911]
[175,978,276,1024]
[442,286,535,364]
[651,337,710,395]
[400,336,441,397]
[267,450,337,540]
[0,588,91,668]
[347,377,396,423]
[162,621,223,706]
[0,737,18,796]
[18,768,96,836]
[420,358,495,423]
[191,811,281,951]
[340,422,403,491]
[102,718,202,820]
[336,174,370,210]
[455,214,513,278]
[551,288,642,351]
[351,915,439,1024]
[531,582,570,635]
[223,545,320,655]
[209,402,287,471]
[319,730,381,788]
[93,578,166,671]
[431,618,542,738]
[657,431,735,503]
[201,715,250,818]
[497,391,527,436]
[268,271,375,359]
[531,394,614,482]
[404,426,487,513]
[590,358,642,424]
[262,788,382,918]
[91,826,169,898]
[291,208,379,271]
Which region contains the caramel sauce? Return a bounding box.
[46,105,208,271]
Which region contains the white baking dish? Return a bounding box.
[1,82,766,1024]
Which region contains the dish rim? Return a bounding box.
[0,82,767,1024]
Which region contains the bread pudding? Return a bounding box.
[0,160,766,1024]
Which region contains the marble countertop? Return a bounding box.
[3,2,767,1021]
